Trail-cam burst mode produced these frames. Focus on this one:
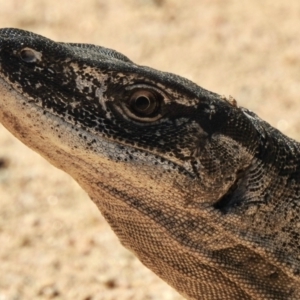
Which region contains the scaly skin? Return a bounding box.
[0,28,300,299]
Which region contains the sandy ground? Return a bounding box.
[0,1,300,299]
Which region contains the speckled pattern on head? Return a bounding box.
[0,28,300,299]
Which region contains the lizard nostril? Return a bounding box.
[19,48,42,63]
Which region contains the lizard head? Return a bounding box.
[0,28,258,210]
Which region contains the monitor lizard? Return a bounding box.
[0,28,299,300]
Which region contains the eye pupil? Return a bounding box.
[135,96,151,111]
[129,90,160,117]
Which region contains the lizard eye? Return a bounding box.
[129,90,160,117]
[120,85,166,122]
[19,48,42,63]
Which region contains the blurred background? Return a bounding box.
[0,0,300,299]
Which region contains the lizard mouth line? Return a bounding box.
[0,75,197,179]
